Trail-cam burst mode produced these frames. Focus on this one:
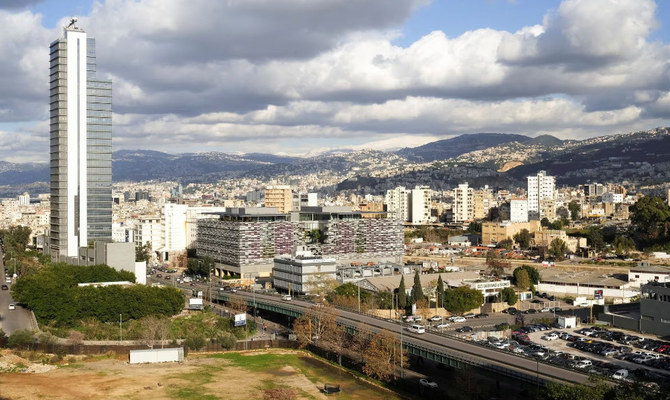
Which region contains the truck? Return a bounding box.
[188,298,203,310]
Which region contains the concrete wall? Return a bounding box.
[129,347,184,364]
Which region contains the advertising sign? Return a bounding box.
[594,290,603,300]
[234,313,247,327]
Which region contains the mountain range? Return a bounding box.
[1,127,669,196]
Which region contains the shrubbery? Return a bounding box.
[11,263,184,327]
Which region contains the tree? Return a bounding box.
[293,305,338,348]
[467,221,482,235]
[412,270,424,304]
[485,249,509,277]
[501,287,517,305]
[541,217,550,227]
[513,265,540,285]
[588,227,605,252]
[497,238,513,250]
[568,200,581,221]
[362,330,406,383]
[556,206,569,220]
[630,196,670,237]
[613,236,636,256]
[8,329,34,350]
[549,238,567,260]
[374,290,393,310]
[184,334,207,351]
[444,286,484,315]
[513,229,531,250]
[436,275,445,309]
[397,275,407,310]
[514,269,530,291]
[135,241,151,263]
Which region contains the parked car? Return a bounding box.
[463,313,476,319]
[456,326,473,333]
[419,378,438,389]
[612,369,629,380]
[475,313,489,318]
[435,322,450,329]
[1,284,7,290]
[281,295,292,301]
[574,359,593,369]
[540,307,550,313]
[543,333,559,341]
[8,303,15,310]
[451,316,467,323]
[428,315,442,322]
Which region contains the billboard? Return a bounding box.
[594,290,603,300]
[234,313,247,327]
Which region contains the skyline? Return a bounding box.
[0,0,669,163]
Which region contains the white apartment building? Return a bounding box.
[134,215,163,256]
[18,193,30,206]
[510,199,529,222]
[163,203,189,253]
[453,183,474,223]
[527,171,555,220]
[602,192,624,204]
[385,186,410,221]
[410,186,432,224]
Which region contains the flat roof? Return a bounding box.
[629,265,670,274]
[540,269,627,288]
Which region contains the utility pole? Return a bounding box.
[357,281,361,313]
[119,314,122,343]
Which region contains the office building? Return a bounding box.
[527,171,555,220]
[49,20,112,259]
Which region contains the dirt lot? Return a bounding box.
[0,349,400,400]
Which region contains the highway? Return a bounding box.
[215,288,592,385]
[0,248,34,335]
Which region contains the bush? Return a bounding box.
[184,335,207,351]
[217,332,238,350]
[8,329,34,349]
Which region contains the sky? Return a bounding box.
[0,0,669,163]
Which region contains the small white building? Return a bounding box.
[467,279,511,299]
[628,264,670,288]
[272,254,337,295]
[130,348,184,364]
[558,316,577,329]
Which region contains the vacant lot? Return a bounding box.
[0,349,401,400]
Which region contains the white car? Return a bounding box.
[428,315,442,322]
[435,322,450,329]
[407,324,426,334]
[419,378,438,389]
[8,303,15,310]
[451,316,467,323]
[540,307,550,313]
[542,333,559,341]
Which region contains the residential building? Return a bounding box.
[510,198,528,222]
[534,229,585,253]
[299,193,318,209]
[18,193,30,206]
[453,183,474,223]
[385,186,410,221]
[527,171,555,220]
[410,186,431,224]
[481,220,541,246]
[49,20,112,259]
[134,215,163,259]
[628,265,670,288]
[473,186,493,220]
[264,185,293,213]
[602,192,624,204]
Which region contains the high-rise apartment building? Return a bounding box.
[385,186,410,221]
[527,171,555,220]
[49,20,112,259]
[264,185,293,213]
[473,186,494,220]
[453,183,474,223]
[410,186,432,224]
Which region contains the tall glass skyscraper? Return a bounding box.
[50,20,112,259]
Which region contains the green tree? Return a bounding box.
[467,221,482,235]
[443,286,484,315]
[397,275,407,309]
[436,275,445,309]
[327,283,371,304]
[8,329,34,349]
[514,269,530,291]
[375,290,393,310]
[556,206,569,220]
[548,238,567,260]
[497,238,513,250]
[513,229,531,249]
[135,241,151,263]
[568,200,581,221]
[501,287,517,306]
[588,227,605,252]
[184,334,207,351]
[630,196,670,237]
[541,217,550,227]
[485,249,508,277]
[513,265,540,285]
[412,270,424,303]
[613,236,636,256]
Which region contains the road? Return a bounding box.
[0,247,34,335]
[219,289,592,385]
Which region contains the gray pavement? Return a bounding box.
[0,248,34,335]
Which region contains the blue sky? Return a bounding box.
[0,0,669,162]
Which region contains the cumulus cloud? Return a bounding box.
[0,0,669,162]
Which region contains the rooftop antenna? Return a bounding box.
[66,17,78,29]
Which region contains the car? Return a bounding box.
[543,333,559,341]
[1,284,7,290]
[8,303,15,310]
[408,324,426,334]
[525,309,537,314]
[435,322,450,329]
[463,313,476,319]
[419,378,438,389]
[540,307,550,313]
[451,316,467,323]
[428,315,443,322]
[413,315,423,322]
[281,295,292,301]
[475,313,489,318]
[5,276,10,283]
[455,326,473,333]
[612,369,629,380]
[156,274,162,278]
[574,359,592,369]
[505,307,518,315]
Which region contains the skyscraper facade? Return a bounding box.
[50,20,112,259]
